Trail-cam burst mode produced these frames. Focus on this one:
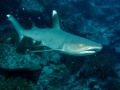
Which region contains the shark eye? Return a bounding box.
[79,44,83,47]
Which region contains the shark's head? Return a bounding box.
[62,40,102,56]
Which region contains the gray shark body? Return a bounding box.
[7,10,102,56]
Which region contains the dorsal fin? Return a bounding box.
[52,10,61,29]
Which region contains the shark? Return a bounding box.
[7,10,102,56]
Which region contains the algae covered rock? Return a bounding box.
[0,77,34,90]
[0,43,41,70]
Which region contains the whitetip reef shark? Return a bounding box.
[7,10,102,56]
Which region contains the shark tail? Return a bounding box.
[7,14,24,41]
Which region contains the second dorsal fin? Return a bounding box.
[29,18,37,29]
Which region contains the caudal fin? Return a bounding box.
[7,14,24,41]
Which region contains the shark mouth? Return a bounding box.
[81,46,102,54]
[80,50,96,54]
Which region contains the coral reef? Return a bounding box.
[34,64,70,90]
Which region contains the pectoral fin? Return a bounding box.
[31,49,61,52]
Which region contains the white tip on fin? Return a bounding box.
[52,10,57,17]
[7,14,10,17]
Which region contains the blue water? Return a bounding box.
[0,0,120,90]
